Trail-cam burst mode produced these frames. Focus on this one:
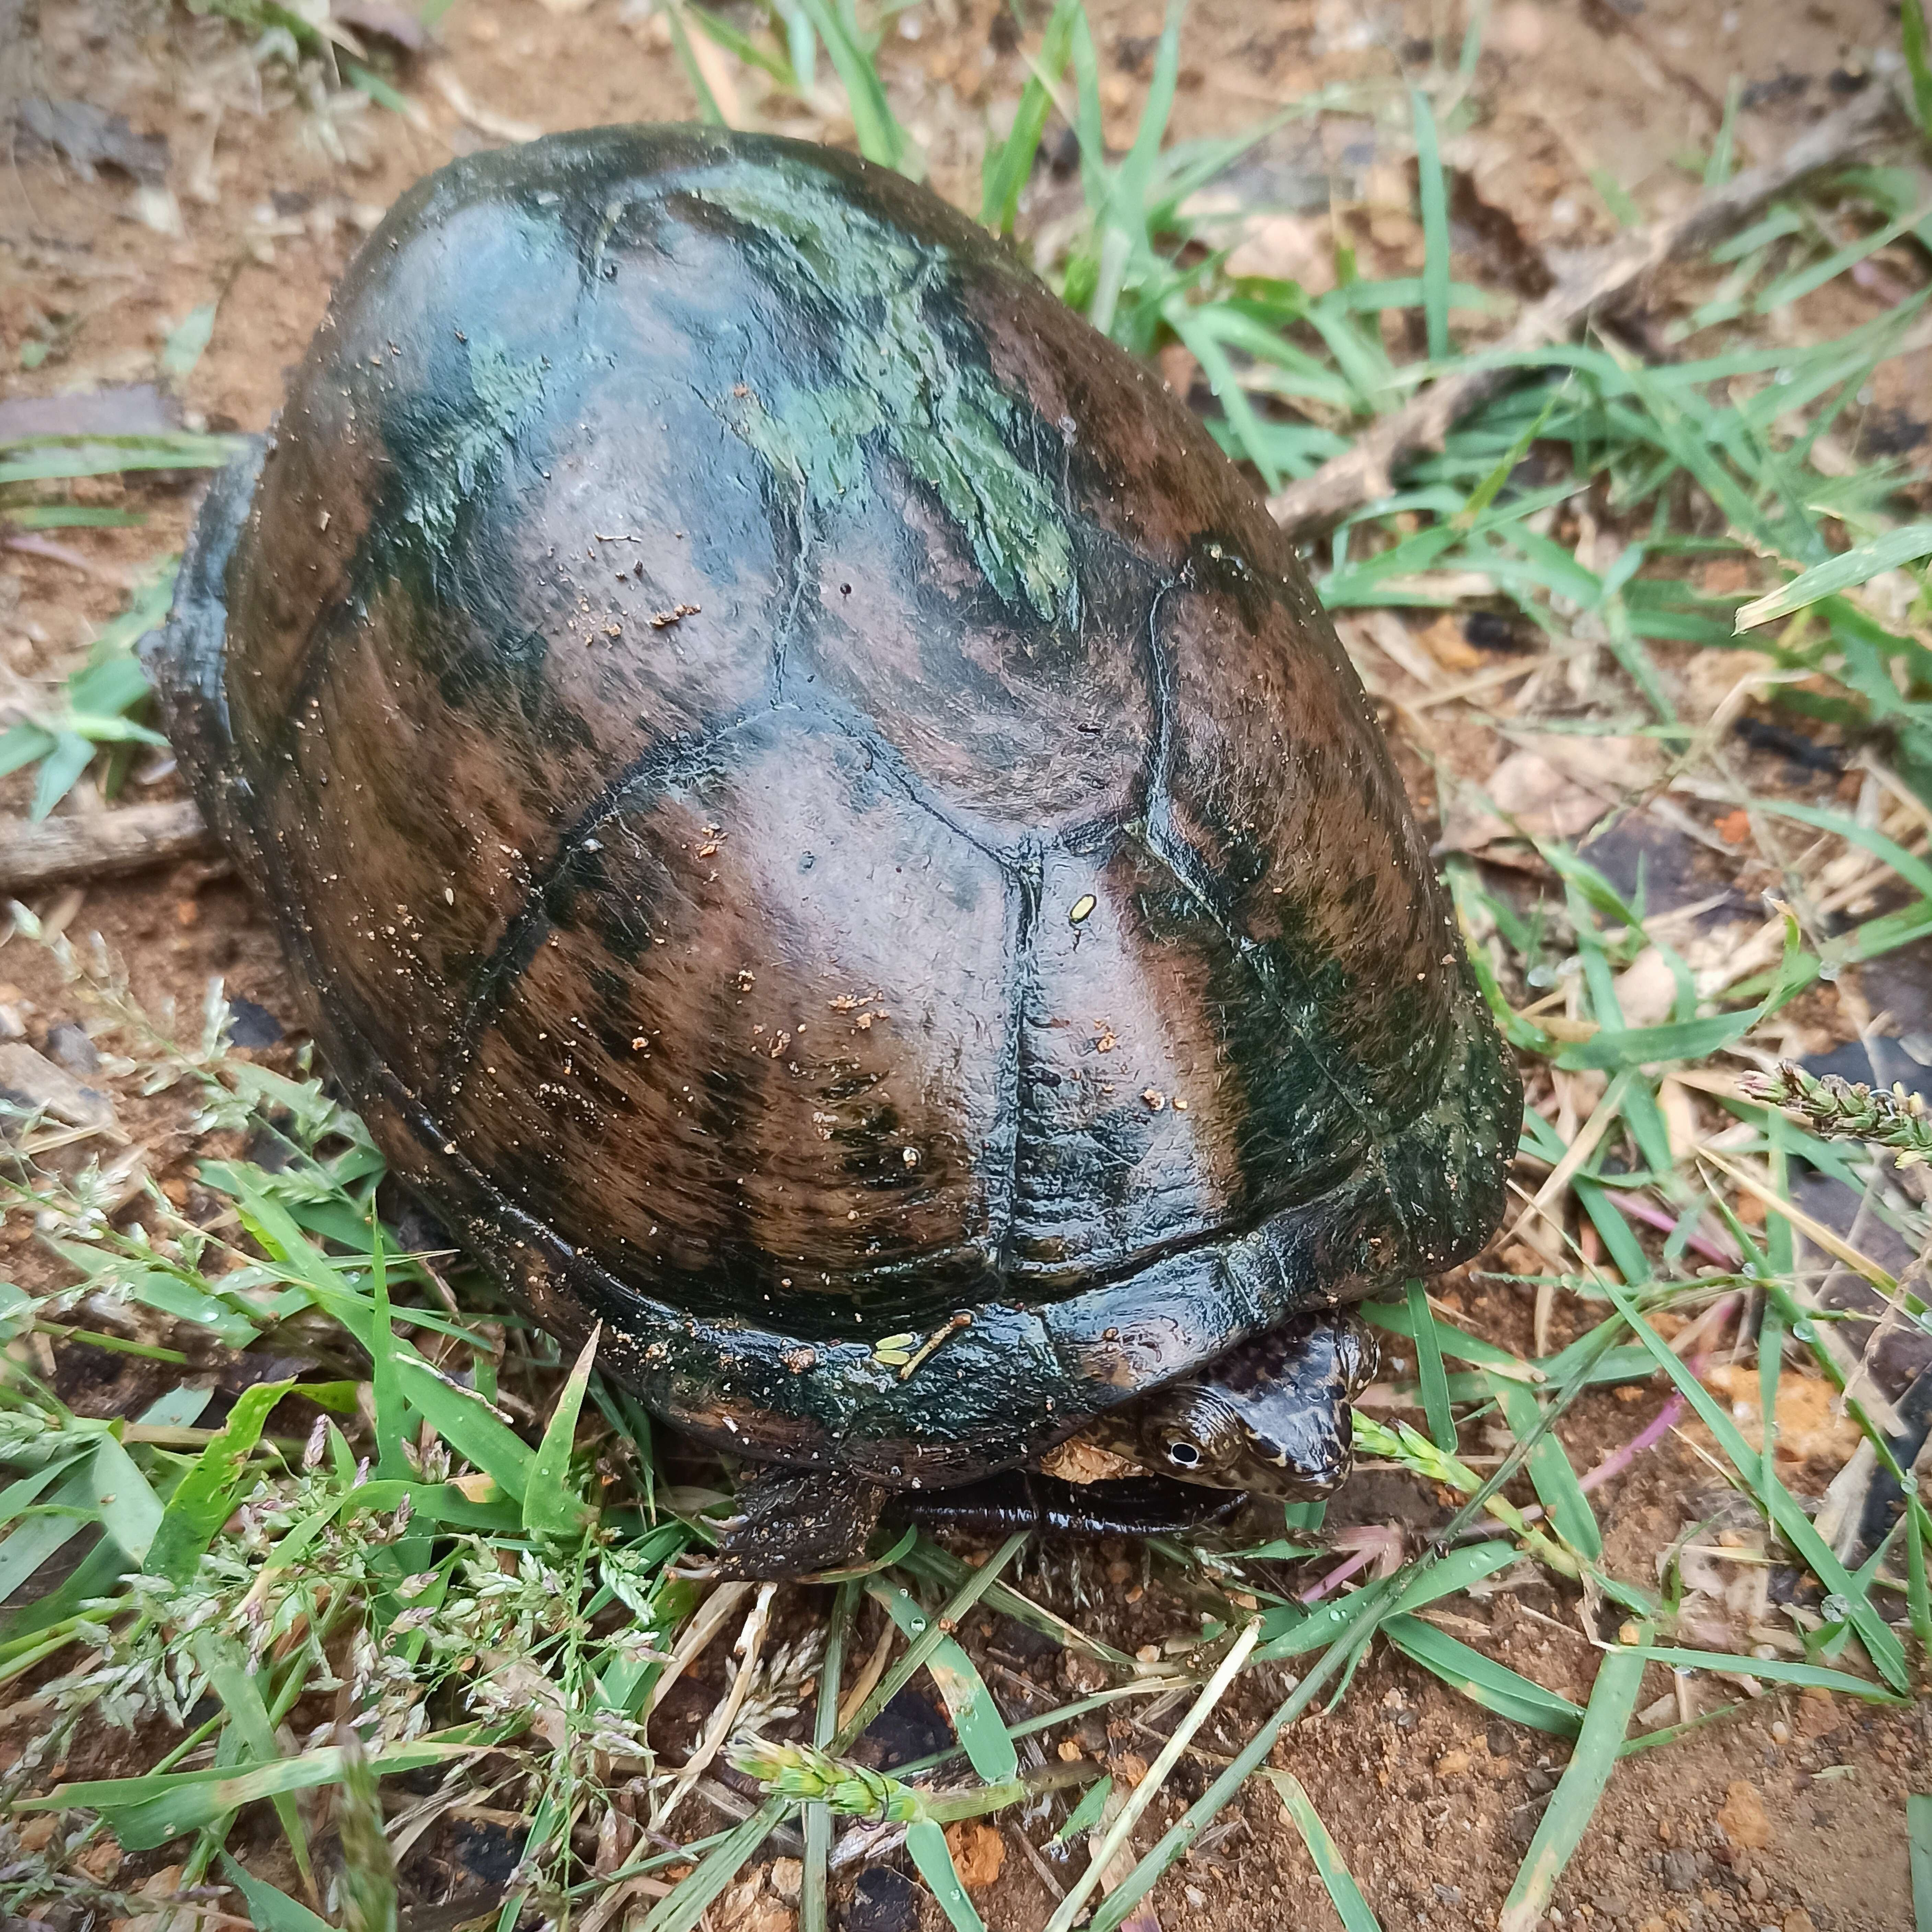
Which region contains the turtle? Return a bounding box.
[151,124,1521,1578]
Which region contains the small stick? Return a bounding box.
[1267,82,1906,539]
[0,799,213,891]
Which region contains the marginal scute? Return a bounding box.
[154,123,1520,1485]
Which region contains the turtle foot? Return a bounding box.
[710,1466,889,1580]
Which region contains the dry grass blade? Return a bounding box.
[657,1580,778,1830]
[1043,1618,1262,1932]
[641,1580,754,1722]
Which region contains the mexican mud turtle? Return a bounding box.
[155,125,1520,1576]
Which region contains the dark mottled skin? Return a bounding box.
[1103,1310,1379,1497]
[153,126,1520,1570]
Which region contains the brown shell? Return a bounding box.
[155,125,1519,1486]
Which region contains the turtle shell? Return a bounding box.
[155,125,1520,1490]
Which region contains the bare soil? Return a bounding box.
[3,1,1928,1928]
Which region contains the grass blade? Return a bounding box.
[793,0,907,171]
[834,1533,1027,1750]
[1266,1772,1382,1930]
[1910,1793,1931,1932]
[869,1578,1018,1783]
[905,1818,989,1932]
[1383,1615,1586,1736]
[1407,1278,1457,1452]
[523,1326,599,1543]
[1087,1580,1396,1932]
[1601,1281,1910,1693]
[1411,88,1451,362]
[1497,1644,1645,1932]
[1045,1618,1263,1932]
[801,1581,855,1932]
[1907,0,1932,137]
[1736,523,1932,629]
[1487,1375,1601,1561]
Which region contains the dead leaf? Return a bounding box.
[1416,611,1483,673]
[0,1041,117,1132]
[1439,735,1659,853]
[1613,947,1678,1027]
[943,1820,1005,1890]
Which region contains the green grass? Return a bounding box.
[4,2,1931,1927]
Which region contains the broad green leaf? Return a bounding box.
[146,1380,294,1585]
[523,1327,599,1543]
[90,1434,162,1563]
[219,1855,333,1932]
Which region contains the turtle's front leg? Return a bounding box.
[710,1465,889,1580]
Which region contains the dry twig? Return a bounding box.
[0,799,213,891]
[1267,82,1906,538]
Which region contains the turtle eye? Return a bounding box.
[1166,1439,1203,1468]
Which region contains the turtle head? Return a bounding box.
[1126,1310,1379,1500]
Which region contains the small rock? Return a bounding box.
[225,995,284,1048]
[1486,1721,1516,1758]
[1718,1781,1772,1851]
[1184,1888,1207,1910]
[1794,1689,1836,1738]
[1747,1875,1769,1903]
[1782,1914,1815,1932]
[1434,1748,1471,1777]
[767,1859,802,1904]
[0,1040,115,1130]
[1433,1885,1463,1907]
[1664,1849,1700,1893]
[43,1020,98,1074]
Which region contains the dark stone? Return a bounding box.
[1663,1849,1699,1893]
[854,1686,954,1771]
[843,1866,919,1932]
[226,995,285,1048]
[1485,1720,1516,1758]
